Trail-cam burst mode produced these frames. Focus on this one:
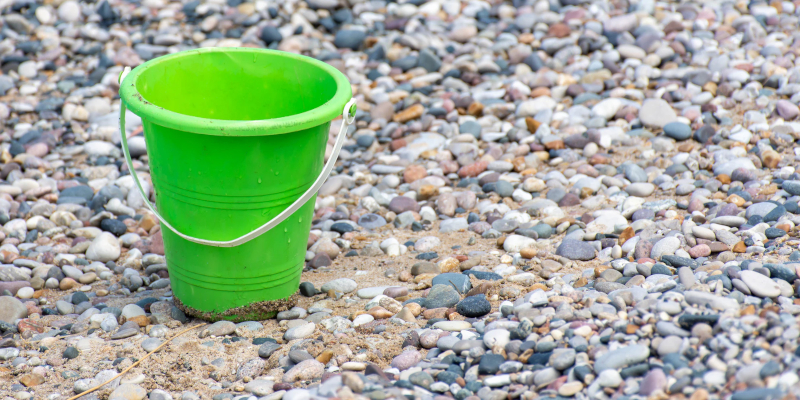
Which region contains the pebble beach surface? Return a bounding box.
[2,0,800,399]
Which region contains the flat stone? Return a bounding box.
[684,291,739,311]
[110,384,147,400]
[740,271,780,298]
[0,296,28,324]
[284,322,315,341]
[456,294,491,318]
[282,359,324,382]
[594,345,650,372]
[425,285,460,309]
[432,321,472,331]
[555,240,596,261]
[320,278,357,293]
[639,99,677,128]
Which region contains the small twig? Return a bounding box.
[448,279,460,293]
[66,323,206,400]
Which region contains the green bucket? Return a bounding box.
[118,48,354,321]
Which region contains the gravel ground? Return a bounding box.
[2,0,800,399]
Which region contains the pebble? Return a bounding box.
[282,359,324,383]
[556,240,596,261]
[663,122,692,141]
[640,99,677,128]
[284,322,315,341]
[201,321,236,338]
[320,278,357,293]
[110,384,147,400]
[455,294,491,318]
[740,271,780,298]
[0,296,28,323]
[424,285,460,309]
[594,345,650,372]
[86,232,122,262]
[391,350,422,371]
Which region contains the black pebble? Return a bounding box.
[299,282,318,297]
[456,294,491,318]
[63,347,79,359]
[100,218,128,236]
[71,292,89,305]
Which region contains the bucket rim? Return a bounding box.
[118,47,352,137]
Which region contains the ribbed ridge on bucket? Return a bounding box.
[168,259,303,291]
[151,175,314,210]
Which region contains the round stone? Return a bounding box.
[663,122,692,140]
[456,294,491,318]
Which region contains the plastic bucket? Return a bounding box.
[118,48,354,321]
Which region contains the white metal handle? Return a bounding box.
[117,67,356,247]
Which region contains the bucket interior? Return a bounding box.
[134,51,339,121]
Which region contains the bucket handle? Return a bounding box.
[117,66,357,248]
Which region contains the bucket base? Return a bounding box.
[174,295,298,322]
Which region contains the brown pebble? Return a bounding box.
[690,388,709,400]
[19,373,44,387]
[467,102,483,116]
[59,278,79,290]
[727,194,745,207]
[545,139,564,150]
[383,287,408,298]
[418,185,437,200]
[761,150,781,168]
[518,349,533,364]
[520,248,536,259]
[273,383,294,391]
[396,307,416,323]
[525,117,540,133]
[732,241,746,253]
[458,161,489,178]
[128,315,150,327]
[398,271,412,282]
[438,258,460,273]
[530,87,550,98]
[676,142,695,153]
[316,349,333,364]
[405,303,422,316]
[618,227,634,245]
[460,258,480,271]
[368,306,393,319]
[547,22,571,38]
[707,242,729,253]
[139,214,158,231]
[530,283,548,291]
[422,308,447,319]
[688,244,711,258]
[390,139,407,151]
[78,272,97,284]
[393,104,424,123]
[518,33,534,44]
